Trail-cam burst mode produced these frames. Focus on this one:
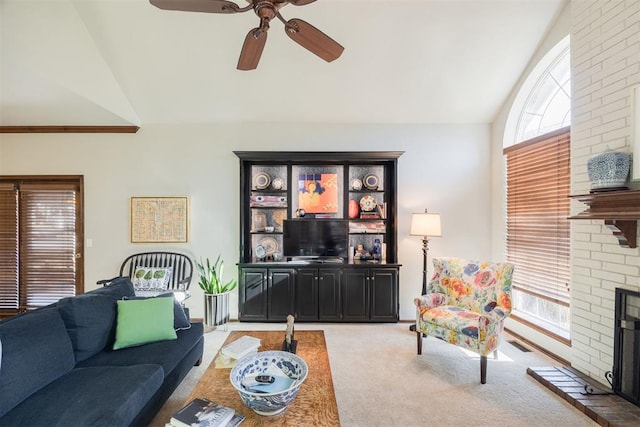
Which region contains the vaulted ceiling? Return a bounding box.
[1,0,566,127]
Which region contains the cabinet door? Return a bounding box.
[342,269,369,321]
[239,268,268,321]
[268,268,296,321]
[318,268,341,321]
[296,268,318,321]
[370,268,399,321]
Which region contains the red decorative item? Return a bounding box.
[348,199,360,219]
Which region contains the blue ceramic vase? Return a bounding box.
[587,149,630,190]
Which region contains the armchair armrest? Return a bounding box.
[414,293,447,309]
[96,276,120,287]
[177,277,191,290]
[480,307,509,324]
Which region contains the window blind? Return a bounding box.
[0,178,82,315]
[20,184,78,308]
[0,183,19,311]
[504,127,570,306]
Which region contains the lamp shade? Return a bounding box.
[410,212,442,237]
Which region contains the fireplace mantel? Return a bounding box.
[569,189,640,248]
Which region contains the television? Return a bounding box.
[283,219,348,259]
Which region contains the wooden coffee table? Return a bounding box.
[186,330,340,426]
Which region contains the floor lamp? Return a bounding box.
[409,209,442,332]
[410,209,442,296]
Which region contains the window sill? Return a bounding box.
[511,311,571,346]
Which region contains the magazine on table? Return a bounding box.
[170,397,242,427]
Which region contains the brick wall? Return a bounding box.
[570,0,640,384]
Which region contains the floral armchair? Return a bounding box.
[414,257,514,383]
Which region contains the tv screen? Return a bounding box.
[283,219,348,258]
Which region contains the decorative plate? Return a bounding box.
[254,245,267,259]
[359,195,377,212]
[259,237,279,257]
[272,177,284,190]
[351,178,363,191]
[363,174,379,190]
[253,173,271,190]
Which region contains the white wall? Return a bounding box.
[0,122,492,320]
[570,0,640,385]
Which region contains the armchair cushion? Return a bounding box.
[132,266,172,294]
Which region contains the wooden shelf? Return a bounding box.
[569,189,640,248]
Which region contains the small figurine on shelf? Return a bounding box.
[372,239,382,261]
[282,314,297,353]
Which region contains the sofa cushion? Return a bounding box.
[113,297,177,350]
[0,365,164,427]
[0,307,76,417]
[57,277,135,362]
[124,292,191,330]
[78,322,204,377]
[90,275,137,298]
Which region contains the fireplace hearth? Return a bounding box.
[613,287,640,407]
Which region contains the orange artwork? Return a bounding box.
[298,173,338,213]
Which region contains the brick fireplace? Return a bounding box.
[570,0,640,390]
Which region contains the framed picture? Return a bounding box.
[297,173,339,213]
[131,197,189,243]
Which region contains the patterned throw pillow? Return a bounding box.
[132,266,172,295]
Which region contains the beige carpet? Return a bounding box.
[150,323,597,427]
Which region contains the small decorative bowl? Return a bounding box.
[230,351,308,416]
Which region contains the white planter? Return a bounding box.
[204,292,230,328]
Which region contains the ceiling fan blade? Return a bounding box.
[289,0,318,5]
[149,0,241,13]
[237,28,268,71]
[284,19,344,62]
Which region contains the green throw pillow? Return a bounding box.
[113,296,177,350]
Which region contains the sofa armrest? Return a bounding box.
[414,293,447,309]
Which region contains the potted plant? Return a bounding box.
[196,255,237,328]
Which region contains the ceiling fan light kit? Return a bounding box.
[150,0,344,70]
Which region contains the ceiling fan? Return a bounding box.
[149,0,344,70]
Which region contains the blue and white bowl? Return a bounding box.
[229,351,308,416]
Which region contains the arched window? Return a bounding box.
[505,36,571,145]
[503,36,571,341]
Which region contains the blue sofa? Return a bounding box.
[0,277,204,427]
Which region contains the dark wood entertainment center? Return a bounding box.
[234,151,403,322]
